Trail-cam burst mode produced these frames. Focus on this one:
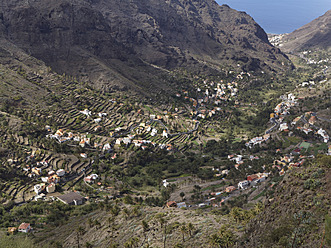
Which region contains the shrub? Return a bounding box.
[304,179,321,190]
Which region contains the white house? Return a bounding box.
[123,137,132,145]
[94,118,102,123]
[151,128,157,136]
[163,179,169,187]
[103,143,111,151]
[162,130,168,138]
[238,180,250,190]
[34,184,44,195]
[80,109,91,116]
[56,169,65,177]
[279,123,289,131]
[18,223,32,233]
[46,183,56,193]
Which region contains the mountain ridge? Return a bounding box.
[0,0,290,93]
[279,10,331,52]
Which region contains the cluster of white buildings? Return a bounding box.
[115,134,135,146]
[297,81,315,87]
[246,94,298,148]
[275,93,297,115]
[80,109,107,118]
[47,128,92,148]
[306,58,329,65]
[268,34,286,47]
[176,80,240,120]
[32,169,67,199]
[238,172,269,190]
[245,134,271,148]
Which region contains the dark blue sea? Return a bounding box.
[216,0,331,34]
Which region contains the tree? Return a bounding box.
[208,226,236,248]
[253,202,264,215]
[209,233,222,248]
[179,192,185,201]
[85,242,93,248]
[140,220,150,247]
[110,205,121,217]
[131,206,141,217]
[88,218,94,228]
[187,222,195,237]
[123,207,131,219]
[124,237,139,248]
[94,219,101,229]
[180,224,187,242]
[229,207,243,223]
[156,214,168,248]
[218,226,236,248]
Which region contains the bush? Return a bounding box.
[267,225,292,243]
[304,179,321,190]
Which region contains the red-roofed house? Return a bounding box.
[18,223,32,233]
[226,186,236,193]
[247,174,258,182]
[166,201,177,208]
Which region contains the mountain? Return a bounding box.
[0,0,290,93]
[280,10,331,53]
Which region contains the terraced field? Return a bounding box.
[0,70,204,204]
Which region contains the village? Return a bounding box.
[159,85,330,211]
[1,68,330,236]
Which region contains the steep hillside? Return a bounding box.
[244,155,331,248]
[280,10,331,53]
[0,0,290,93]
[33,205,228,248]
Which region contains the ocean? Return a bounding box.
[216,0,331,34]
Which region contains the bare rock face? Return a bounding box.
[0,0,290,92]
[280,10,331,53]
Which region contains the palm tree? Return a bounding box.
[180,225,187,242]
[88,218,94,228]
[110,205,121,217]
[124,237,140,248]
[179,192,185,201]
[187,222,195,237]
[157,215,168,248]
[218,226,236,248]
[132,206,140,217]
[140,220,150,247]
[94,219,101,229]
[85,242,92,248]
[229,207,243,223]
[208,233,221,248]
[122,207,130,219]
[253,202,264,215]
